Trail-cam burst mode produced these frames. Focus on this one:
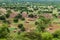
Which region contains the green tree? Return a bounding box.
[7,10,12,14]
[5,13,10,18]
[0,24,10,38]
[21,17,25,21]
[3,20,11,24]
[38,11,41,14]
[53,30,60,39]
[18,24,25,32]
[13,18,18,23]
[15,14,22,19]
[52,38,60,40]
[18,24,23,28]
[35,21,39,25]
[33,7,38,11]
[52,14,57,18]
[18,32,42,40]
[28,14,34,18]
[37,16,51,32]
[41,32,53,40]
[0,15,6,20]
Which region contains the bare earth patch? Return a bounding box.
[46,24,60,33]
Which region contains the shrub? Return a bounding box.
[18,24,25,32]
[41,32,53,40]
[0,15,6,20]
[3,20,11,24]
[18,24,23,28]
[5,13,10,18]
[0,24,10,38]
[15,14,22,19]
[18,32,42,40]
[13,18,18,23]
[7,10,12,14]
[21,17,25,21]
[37,16,51,32]
[28,14,34,18]
[35,21,39,25]
[53,30,60,38]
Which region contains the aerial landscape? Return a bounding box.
[0,0,60,40]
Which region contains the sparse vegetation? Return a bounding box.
[0,1,60,40]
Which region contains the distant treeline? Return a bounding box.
[0,0,60,3]
[0,0,60,8]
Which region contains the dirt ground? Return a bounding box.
[46,24,60,33]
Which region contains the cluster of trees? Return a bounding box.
[0,9,26,23]
[0,16,60,40]
[1,25,60,40]
[13,14,25,23]
[0,24,10,38]
[35,16,51,32]
[15,14,25,20]
[0,4,60,40]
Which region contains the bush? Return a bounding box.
[35,21,39,25]
[5,13,10,18]
[28,14,34,18]
[18,32,42,40]
[15,14,22,19]
[18,24,25,32]
[18,24,23,28]
[0,25,10,38]
[0,15,6,20]
[3,20,11,24]
[21,17,25,21]
[53,30,60,38]
[52,38,60,40]
[53,14,57,18]
[37,16,51,32]
[41,32,53,40]
[13,18,18,23]
[7,10,12,14]
[21,27,25,31]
